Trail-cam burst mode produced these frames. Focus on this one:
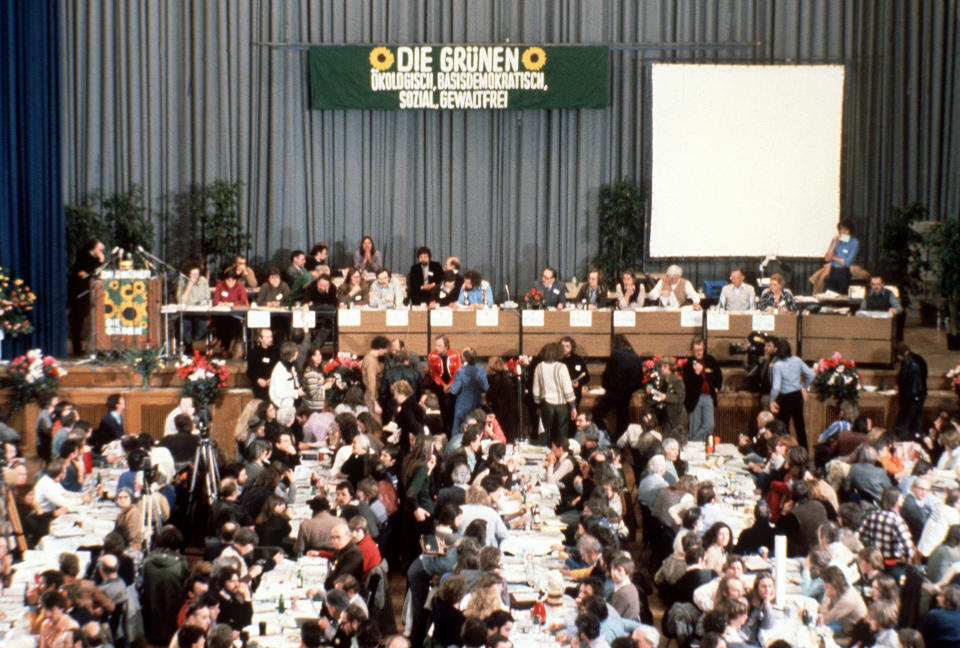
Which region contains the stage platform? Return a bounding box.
[0,317,957,459]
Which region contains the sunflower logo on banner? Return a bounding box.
[369,47,395,71]
[104,279,150,336]
[521,46,547,71]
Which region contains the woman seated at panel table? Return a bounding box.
[338,269,368,308]
[758,273,799,313]
[615,268,646,310]
[367,268,401,309]
[353,236,383,274]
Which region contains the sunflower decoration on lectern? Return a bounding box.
[521,46,547,71]
[369,47,395,71]
[104,278,150,334]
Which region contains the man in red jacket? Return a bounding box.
[427,335,461,434]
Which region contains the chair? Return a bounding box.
[703,280,725,300]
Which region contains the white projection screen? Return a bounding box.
[649,63,845,258]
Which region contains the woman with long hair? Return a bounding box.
[702,521,733,573]
[532,342,576,443]
[353,236,383,274]
[485,357,519,444]
[301,347,329,411]
[400,434,436,559]
[462,573,506,619]
[338,268,367,307]
[742,571,779,644]
[254,494,293,554]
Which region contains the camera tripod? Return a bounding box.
[137,482,167,553]
[189,435,220,506]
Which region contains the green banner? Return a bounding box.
[309,45,608,110]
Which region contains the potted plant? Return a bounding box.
[592,180,645,284]
[122,342,164,388]
[927,216,960,349]
[878,203,927,309]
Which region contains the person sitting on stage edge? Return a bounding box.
[649,265,701,309]
[823,219,858,295]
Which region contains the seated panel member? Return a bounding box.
[338,269,368,308]
[226,254,258,289]
[256,267,290,307]
[178,262,210,349]
[615,268,646,309]
[574,268,608,309]
[758,273,798,313]
[532,266,567,309]
[456,270,494,309]
[288,259,321,305]
[429,271,461,308]
[212,269,248,356]
[303,273,339,308]
[309,242,330,272]
[353,236,383,274]
[285,249,307,287]
[407,246,444,306]
[859,276,902,315]
[649,265,701,309]
[718,267,756,311]
[367,268,400,309]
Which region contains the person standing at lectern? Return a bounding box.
[68,238,105,355]
[823,219,859,294]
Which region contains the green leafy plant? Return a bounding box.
[592,180,645,284]
[65,200,110,268]
[878,203,927,307]
[927,215,960,335]
[199,180,249,273]
[122,342,164,388]
[102,185,154,254]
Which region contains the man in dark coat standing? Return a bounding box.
[894,342,927,440]
[592,334,645,440]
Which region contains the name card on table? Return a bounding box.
[706,312,729,331]
[338,310,362,327]
[522,310,545,327]
[613,310,636,328]
[246,310,271,328]
[292,310,316,328]
[680,309,703,328]
[752,313,776,331]
[476,310,499,327]
[430,309,453,327]
[569,310,592,327]
[385,310,409,327]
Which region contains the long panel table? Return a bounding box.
[521,309,612,356]
[336,308,430,356]
[706,312,799,363]
[801,313,895,364]
[612,309,702,356]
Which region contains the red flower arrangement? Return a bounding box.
[322,352,363,406]
[503,355,532,379]
[522,287,544,310]
[8,349,65,410]
[176,351,230,407]
[811,352,862,405]
[946,360,960,399]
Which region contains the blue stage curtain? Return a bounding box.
[0,0,64,359]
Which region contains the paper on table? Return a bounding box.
[430,309,453,327]
[613,310,636,327]
[338,310,361,327]
[292,310,316,328]
[385,309,409,326]
[752,313,776,331]
[680,309,703,327]
[246,309,271,328]
[476,310,499,326]
[569,310,592,327]
[775,535,787,605]
[522,310,545,326]
[706,312,729,330]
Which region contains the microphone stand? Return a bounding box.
[135,248,185,358]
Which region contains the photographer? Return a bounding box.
[159,413,200,465]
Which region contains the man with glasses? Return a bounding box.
[531,266,567,309]
[324,521,365,590]
[718,268,756,311]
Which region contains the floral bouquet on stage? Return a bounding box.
[503,355,533,382]
[9,349,65,410]
[122,341,164,388]
[176,351,229,407]
[947,360,960,399]
[811,352,862,405]
[0,267,37,338]
[522,287,544,310]
[322,352,362,406]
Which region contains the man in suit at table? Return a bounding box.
[406,246,444,306]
